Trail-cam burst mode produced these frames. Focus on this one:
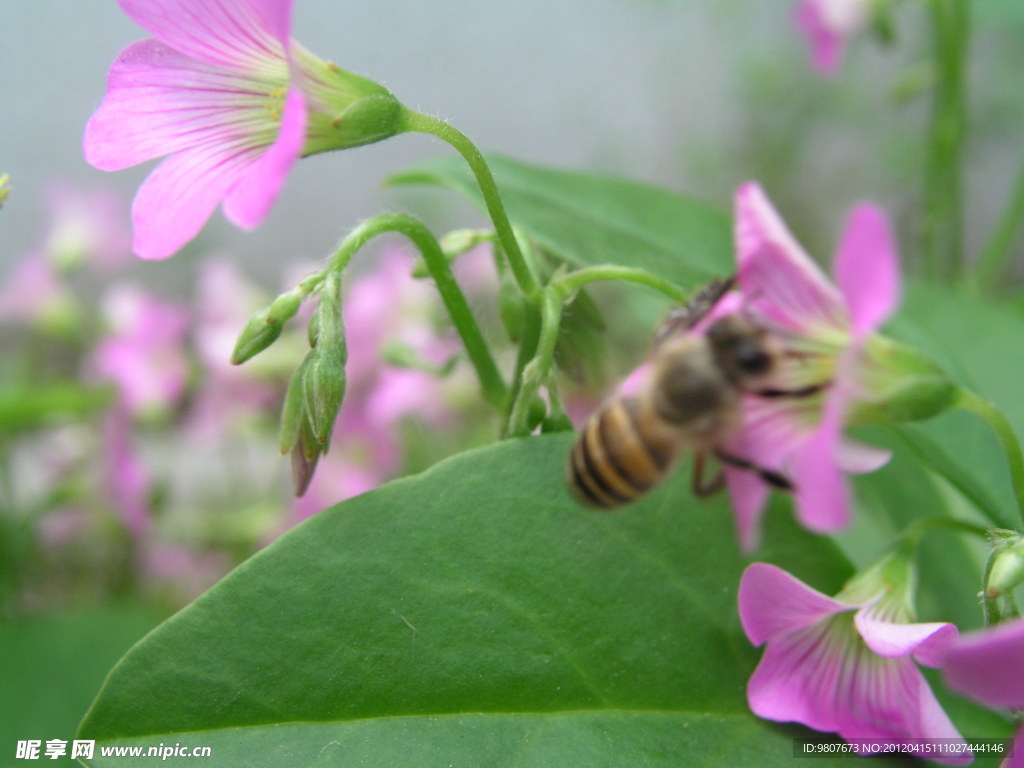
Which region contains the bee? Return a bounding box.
[565,276,819,508]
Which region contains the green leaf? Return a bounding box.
[388,154,733,285]
[78,435,870,767]
[891,281,1024,525]
[887,423,1008,530]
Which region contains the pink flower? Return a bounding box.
[42,184,132,269]
[740,562,971,764]
[0,253,72,326]
[795,0,871,76]
[719,182,897,550]
[102,405,152,536]
[93,284,191,416]
[84,0,401,260]
[943,620,1024,768]
[186,260,279,438]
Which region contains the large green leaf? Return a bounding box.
[388,154,732,285]
[78,434,875,767]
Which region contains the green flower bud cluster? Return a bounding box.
[278,272,348,496]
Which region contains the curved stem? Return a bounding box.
[551,265,690,304]
[899,515,991,547]
[956,387,1024,526]
[325,213,508,410]
[400,110,541,300]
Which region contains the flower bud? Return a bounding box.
[986,531,1024,601]
[295,49,405,157]
[848,335,958,425]
[279,353,314,455]
[0,173,9,209]
[302,275,347,446]
[231,287,306,365]
[290,420,322,497]
[302,346,347,448]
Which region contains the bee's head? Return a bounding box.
[706,315,776,385]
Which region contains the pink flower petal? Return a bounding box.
[735,182,846,333]
[116,0,292,71]
[835,437,891,474]
[130,145,256,259]
[746,619,848,731]
[85,39,285,172]
[792,384,851,533]
[854,610,958,664]
[222,87,306,228]
[836,658,971,764]
[795,0,844,75]
[750,624,971,764]
[723,466,771,553]
[739,563,848,645]
[834,204,900,340]
[618,361,651,399]
[943,619,1024,709]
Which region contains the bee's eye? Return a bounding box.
[734,341,771,375]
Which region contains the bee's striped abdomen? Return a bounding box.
[566,398,679,508]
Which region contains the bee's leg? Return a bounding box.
[714,450,794,492]
[754,382,829,399]
[691,450,725,497]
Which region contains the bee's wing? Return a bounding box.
[654,274,737,346]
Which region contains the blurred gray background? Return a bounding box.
[2,0,1022,288]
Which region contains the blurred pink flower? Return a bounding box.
[795,0,871,76]
[718,182,897,550]
[187,260,279,438]
[0,253,70,325]
[42,184,132,269]
[102,405,152,536]
[943,619,1024,768]
[342,249,461,427]
[740,562,970,764]
[84,0,400,260]
[93,284,191,416]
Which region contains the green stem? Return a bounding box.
[504,305,542,437]
[956,387,1024,526]
[400,110,541,300]
[551,265,690,304]
[974,152,1024,292]
[922,0,969,280]
[899,515,991,547]
[507,290,565,436]
[325,213,508,411]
